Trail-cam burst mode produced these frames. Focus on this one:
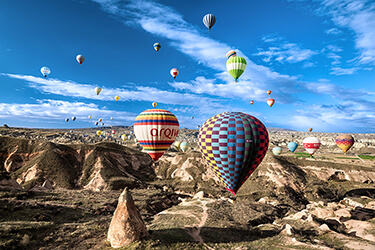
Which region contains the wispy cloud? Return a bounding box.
[324,27,343,35]
[330,66,359,75]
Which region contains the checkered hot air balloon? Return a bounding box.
[226,56,246,82]
[303,137,321,156]
[198,112,269,195]
[336,135,354,154]
[134,109,179,161]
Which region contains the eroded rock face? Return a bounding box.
[107,188,148,248]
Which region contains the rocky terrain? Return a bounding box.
[1,125,375,249]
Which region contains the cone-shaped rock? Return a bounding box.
[107,188,148,248]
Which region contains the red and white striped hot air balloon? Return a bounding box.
[303,137,321,156]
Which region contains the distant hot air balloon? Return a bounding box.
[95,87,102,95]
[76,54,85,64]
[267,99,275,107]
[197,125,200,129]
[115,96,120,101]
[152,102,157,108]
[198,112,269,195]
[226,56,246,82]
[336,135,354,154]
[111,117,113,120]
[95,122,99,125]
[134,138,138,143]
[191,116,194,119]
[96,130,102,136]
[308,128,313,132]
[72,116,76,121]
[170,68,179,79]
[174,141,181,151]
[303,137,321,156]
[112,130,116,135]
[226,50,237,59]
[250,100,254,105]
[121,134,126,141]
[128,135,132,140]
[267,90,271,95]
[288,142,298,153]
[101,123,104,126]
[98,118,102,122]
[180,142,189,152]
[134,109,179,161]
[88,115,92,119]
[272,147,282,155]
[153,43,161,52]
[203,14,216,31]
[40,67,51,77]
[65,118,69,122]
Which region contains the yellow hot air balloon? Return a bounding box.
[152,102,157,107]
[96,130,102,136]
[111,117,113,120]
[88,115,92,119]
[115,96,120,101]
[98,118,102,122]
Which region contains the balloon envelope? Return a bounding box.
[288,142,298,153]
[40,67,51,77]
[95,87,102,95]
[152,102,157,108]
[198,112,269,195]
[76,54,85,64]
[226,56,246,82]
[267,90,271,95]
[336,135,354,153]
[303,137,321,156]
[65,118,69,122]
[88,116,92,119]
[170,68,179,79]
[173,141,181,151]
[153,43,161,52]
[115,96,120,101]
[121,134,126,141]
[180,142,189,152]
[250,100,254,105]
[96,130,102,136]
[226,50,237,59]
[112,130,116,135]
[203,14,216,30]
[308,128,313,132]
[134,109,179,161]
[267,99,275,107]
[72,116,76,121]
[98,118,102,122]
[272,147,282,155]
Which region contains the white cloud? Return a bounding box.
[330,66,359,75]
[324,27,343,35]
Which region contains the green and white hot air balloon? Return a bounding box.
[226,56,246,82]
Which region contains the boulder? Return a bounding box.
[107,188,148,248]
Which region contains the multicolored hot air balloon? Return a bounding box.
[153,43,161,52]
[95,87,102,95]
[308,128,313,132]
[115,96,120,101]
[152,102,157,108]
[336,135,354,154]
[198,112,269,195]
[173,141,181,151]
[288,142,298,153]
[170,68,179,79]
[203,14,216,31]
[134,109,179,161]
[272,147,282,155]
[267,99,275,107]
[267,90,271,95]
[76,54,85,64]
[226,56,246,82]
[96,130,102,136]
[303,137,321,156]
[250,100,254,105]
[40,67,51,77]
[180,142,189,152]
[226,50,237,59]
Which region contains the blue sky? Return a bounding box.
[0,0,374,132]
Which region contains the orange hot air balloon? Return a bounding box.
[336,135,354,154]
[308,128,313,132]
[115,96,120,101]
[267,99,275,107]
[152,102,157,107]
[250,100,254,105]
[267,90,271,95]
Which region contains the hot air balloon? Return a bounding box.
[272,147,282,155]
[226,56,246,82]
[336,135,354,154]
[180,142,189,152]
[130,130,133,134]
[96,130,102,136]
[72,116,76,121]
[191,116,194,119]
[153,43,161,52]
[98,118,102,122]
[203,14,216,31]
[76,54,85,64]
[101,123,104,126]
[170,68,179,79]
[128,135,132,140]
[134,109,179,161]
[288,142,298,153]
[267,90,271,95]
[250,100,254,105]
[112,130,116,135]
[40,67,51,77]
[198,112,269,195]
[115,96,120,101]
[121,134,126,141]
[226,50,237,59]
[111,117,113,120]
[65,118,69,122]
[134,138,138,143]
[88,115,92,119]
[95,87,102,95]
[95,122,99,125]
[174,141,181,151]
[303,137,321,156]
[267,99,275,107]
[152,102,157,108]
[197,125,200,129]
[308,128,313,132]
